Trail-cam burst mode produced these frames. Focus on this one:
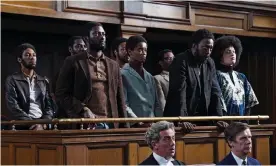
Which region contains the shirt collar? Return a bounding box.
[153,152,174,165]
[87,53,105,61]
[21,70,37,79]
[231,151,247,165]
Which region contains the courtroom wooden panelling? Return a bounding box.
[1,1,276,37]
[184,141,215,164]
[2,1,55,10]
[254,137,270,165]
[249,13,276,32]
[137,142,152,164]
[13,144,34,165]
[1,1,121,24]
[1,127,274,165]
[87,143,128,165]
[66,145,87,165]
[217,139,227,162]
[194,8,247,30]
[36,145,64,165]
[62,1,120,17]
[128,143,139,165]
[1,144,10,165]
[175,141,185,162]
[142,1,190,21]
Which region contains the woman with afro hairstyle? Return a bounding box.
[211,36,259,116]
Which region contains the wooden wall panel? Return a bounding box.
[138,144,152,163]
[184,143,215,164]
[87,147,125,165]
[1,127,274,165]
[249,13,276,32]
[1,1,276,37]
[36,145,63,165]
[217,139,226,162]
[143,1,187,20]
[128,143,138,165]
[175,141,185,162]
[66,1,120,12]
[66,145,87,165]
[255,137,270,165]
[1,144,10,165]
[194,9,246,30]
[2,1,55,10]
[14,144,34,165]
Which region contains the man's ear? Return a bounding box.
[68,47,72,53]
[158,61,163,67]
[17,57,22,63]
[151,141,157,149]
[114,50,118,56]
[228,140,234,148]
[192,43,197,49]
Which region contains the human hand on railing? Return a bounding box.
[29,124,45,130]
[87,123,96,130]
[216,121,229,132]
[135,122,152,128]
[179,122,196,133]
[83,107,95,118]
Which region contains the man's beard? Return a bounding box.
[162,63,170,71]
[194,49,208,62]
[119,55,129,63]
[89,43,106,51]
[22,60,36,69]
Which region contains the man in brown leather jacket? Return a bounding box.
[55,22,127,129]
[5,43,53,130]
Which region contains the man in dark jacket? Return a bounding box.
[217,122,261,165]
[51,36,87,119]
[139,121,185,165]
[5,43,53,130]
[55,22,128,129]
[164,29,227,130]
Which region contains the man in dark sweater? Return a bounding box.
[164,29,228,130]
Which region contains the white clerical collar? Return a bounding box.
[231,151,248,165]
[153,152,174,166]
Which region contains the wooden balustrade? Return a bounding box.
[1,124,276,165]
[1,115,270,125]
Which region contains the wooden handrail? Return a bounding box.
[1,115,269,125]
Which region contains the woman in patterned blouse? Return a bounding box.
[211,36,259,116]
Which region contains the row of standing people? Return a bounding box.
[4,22,258,130]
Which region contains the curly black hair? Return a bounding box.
[126,35,147,51]
[191,29,215,45]
[85,21,103,36]
[14,43,36,59]
[68,36,84,48]
[111,37,128,54]
[211,35,243,68]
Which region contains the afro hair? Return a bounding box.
[211,35,243,68]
